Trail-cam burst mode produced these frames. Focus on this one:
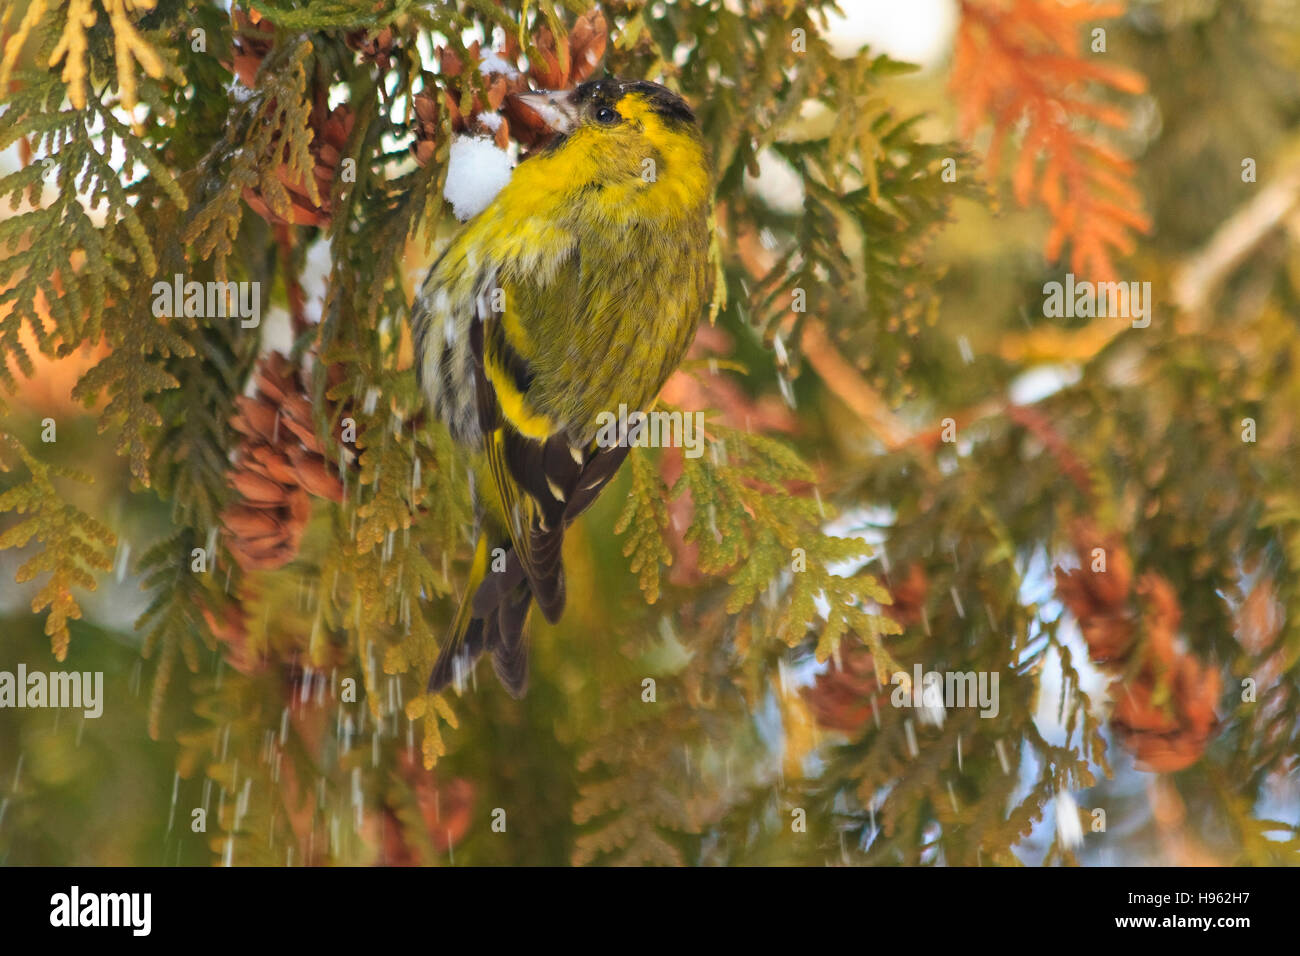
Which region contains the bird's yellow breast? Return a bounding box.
[415,88,712,444]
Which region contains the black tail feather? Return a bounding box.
[428,617,485,694]
[432,441,632,697]
[429,582,532,697]
[489,586,532,697]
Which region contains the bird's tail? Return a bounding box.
[427,533,534,698]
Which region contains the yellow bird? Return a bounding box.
[412,78,712,696]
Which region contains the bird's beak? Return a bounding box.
[511,89,580,135]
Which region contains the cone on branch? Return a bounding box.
[886,564,929,629]
[374,752,475,864]
[433,43,516,149]
[410,87,444,166]
[228,9,356,229]
[412,36,526,162]
[801,638,883,735]
[242,99,356,229]
[346,26,396,73]
[229,8,274,89]
[201,598,262,675]
[411,9,609,165]
[502,10,608,150]
[222,352,343,571]
[800,568,925,735]
[1053,523,1222,772]
[1053,518,1136,664]
[1111,612,1222,772]
[1109,574,1221,773]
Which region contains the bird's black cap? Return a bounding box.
[574,77,697,127]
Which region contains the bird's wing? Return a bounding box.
[468,273,637,621]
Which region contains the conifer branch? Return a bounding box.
[0,432,115,659]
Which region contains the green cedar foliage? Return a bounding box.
[1,0,1298,867]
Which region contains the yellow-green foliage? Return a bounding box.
[0,434,115,659]
[2,0,1297,868]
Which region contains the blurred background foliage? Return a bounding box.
[1,0,1299,865]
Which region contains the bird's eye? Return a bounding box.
[595,106,619,125]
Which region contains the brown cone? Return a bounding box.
[1110,572,1220,772]
[374,752,476,864]
[801,567,923,735]
[502,10,608,150]
[802,640,883,735]
[887,564,928,628]
[243,101,356,229]
[413,40,517,164]
[1053,520,1222,772]
[1053,519,1136,664]
[201,599,261,675]
[231,8,355,231]
[346,26,395,73]
[411,11,609,166]
[1111,650,1221,773]
[221,352,343,571]
[229,9,274,89]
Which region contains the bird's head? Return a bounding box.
[508,78,709,216]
